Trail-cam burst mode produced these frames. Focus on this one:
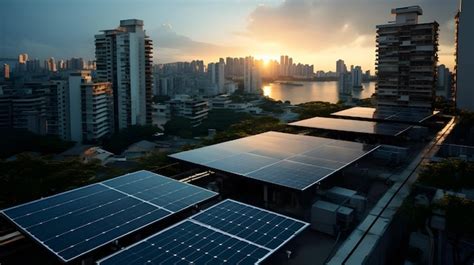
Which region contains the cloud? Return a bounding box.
[245,0,456,52]
[149,24,244,63]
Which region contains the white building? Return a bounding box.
[207,61,225,95]
[455,0,474,111]
[244,56,262,94]
[95,19,153,130]
[168,95,209,127]
[69,71,114,143]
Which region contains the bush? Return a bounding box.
[0,129,74,159]
[418,159,474,191]
[102,125,161,154]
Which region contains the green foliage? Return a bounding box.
[194,109,252,135]
[258,97,284,113]
[400,197,432,230]
[163,117,194,138]
[164,109,252,138]
[135,151,170,172]
[0,154,103,208]
[418,159,474,191]
[356,98,374,107]
[436,195,474,237]
[228,92,259,103]
[102,125,161,154]
[204,116,293,145]
[294,101,347,119]
[0,129,74,159]
[434,96,455,115]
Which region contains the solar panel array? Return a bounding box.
[1,170,217,262]
[170,131,378,190]
[331,107,439,123]
[289,117,412,136]
[97,199,309,265]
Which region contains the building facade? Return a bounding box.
[68,71,113,143]
[376,6,439,114]
[95,19,153,131]
[455,0,474,111]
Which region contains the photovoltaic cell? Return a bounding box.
[331,106,439,123]
[97,200,308,265]
[289,117,412,136]
[1,170,217,262]
[170,131,378,190]
[190,200,308,250]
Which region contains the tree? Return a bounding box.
[102,125,161,154]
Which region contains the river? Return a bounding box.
[262,81,376,104]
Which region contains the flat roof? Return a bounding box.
[1,170,217,263]
[169,132,378,191]
[331,107,439,123]
[97,199,308,265]
[289,117,412,136]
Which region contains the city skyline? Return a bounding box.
[1,0,458,72]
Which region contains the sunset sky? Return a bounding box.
[0,0,459,72]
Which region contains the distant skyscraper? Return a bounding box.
[18,53,28,64]
[3,64,10,79]
[95,19,153,130]
[244,56,262,94]
[455,0,474,111]
[17,53,28,72]
[351,66,363,88]
[437,65,452,99]
[336,59,346,77]
[45,57,57,72]
[67,57,85,70]
[376,6,439,113]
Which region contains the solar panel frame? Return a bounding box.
[331,106,439,123]
[170,132,379,191]
[190,199,309,254]
[97,199,309,265]
[0,170,218,263]
[288,116,413,136]
[96,219,272,265]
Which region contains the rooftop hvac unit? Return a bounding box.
[311,200,354,236]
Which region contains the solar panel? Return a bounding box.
[97,200,308,265]
[170,132,378,190]
[190,200,308,250]
[289,117,412,136]
[331,107,439,123]
[1,170,218,263]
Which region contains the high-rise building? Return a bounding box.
[336,59,347,77]
[69,71,114,142]
[455,0,474,111]
[43,80,69,140]
[375,6,439,114]
[45,57,57,72]
[244,56,262,94]
[3,64,10,80]
[436,65,452,100]
[17,53,28,72]
[18,54,28,64]
[66,58,85,70]
[351,66,363,88]
[95,19,153,130]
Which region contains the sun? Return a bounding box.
[255,54,277,66]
